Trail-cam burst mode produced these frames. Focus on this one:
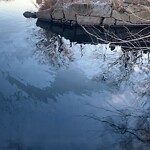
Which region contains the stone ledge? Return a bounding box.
[77,15,102,26]
[30,0,150,26]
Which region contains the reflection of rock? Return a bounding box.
[36,20,150,50]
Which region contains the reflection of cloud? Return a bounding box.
[34,26,150,100]
[72,43,123,80]
[0,55,56,89]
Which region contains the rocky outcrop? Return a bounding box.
[33,0,150,26]
[23,11,37,18]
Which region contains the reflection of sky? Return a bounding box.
[0,0,150,149]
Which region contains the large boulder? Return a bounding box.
[28,0,150,26]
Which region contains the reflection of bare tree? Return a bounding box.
[78,41,150,149]
[85,102,150,149]
[17,28,150,150]
[82,26,150,51]
[34,23,150,96]
[34,29,74,68]
[94,49,148,87]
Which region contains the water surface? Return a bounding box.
[0,0,150,150]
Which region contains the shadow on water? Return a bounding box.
[36,20,97,44]
[36,20,150,50]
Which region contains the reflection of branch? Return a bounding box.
[85,102,124,116]
[34,29,74,68]
[85,113,150,143]
[81,25,150,45]
[84,97,150,143]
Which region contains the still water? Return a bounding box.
[0,0,150,149]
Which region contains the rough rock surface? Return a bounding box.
[34,0,150,26]
[77,15,102,25]
[23,11,37,18]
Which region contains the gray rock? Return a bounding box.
[130,11,150,24]
[52,8,64,20]
[124,0,150,6]
[36,9,52,21]
[112,10,129,22]
[77,15,102,25]
[103,18,115,25]
[23,11,36,18]
[71,3,93,16]
[34,0,150,26]
[116,20,131,25]
[63,4,76,21]
[91,3,112,17]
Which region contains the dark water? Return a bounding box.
[0,0,150,150]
